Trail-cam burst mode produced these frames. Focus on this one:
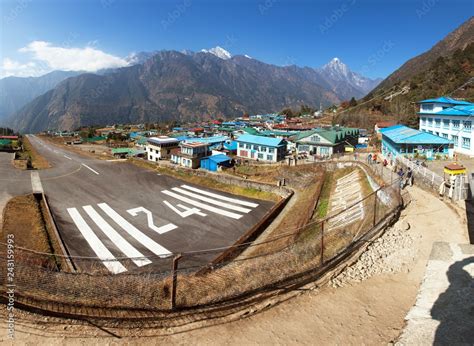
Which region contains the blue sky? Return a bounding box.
[1,0,472,78]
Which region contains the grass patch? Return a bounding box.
[129,158,280,202]
[22,136,50,169]
[314,172,332,219]
[1,195,59,268]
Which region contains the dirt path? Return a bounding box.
[2,186,469,345]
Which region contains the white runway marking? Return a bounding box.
[127,207,177,234]
[31,172,43,193]
[98,203,172,258]
[163,200,207,218]
[171,187,252,213]
[83,205,151,267]
[63,155,72,160]
[162,190,243,219]
[82,163,99,175]
[67,208,127,274]
[181,185,259,208]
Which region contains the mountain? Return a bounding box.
[200,46,232,60]
[337,17,474,128]
[318,57,383,100]
[0,70,81,123]
[9,50,346,132]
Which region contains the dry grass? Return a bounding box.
[22,136,50,169]
[130,158,280,202]
[1,195,58,267]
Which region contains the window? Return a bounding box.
[452,135,458,146]
[258,153,264,159]
[261,146,267,152]
[269,148,275,153]
[310,135,320,142]
[442,133,448,139]
[421,117,426,126]
[435,119,441,128]
[462,137,470,149]
[245,143,251,149]
[254,145,259,151]
[239,142,244,148]
[267,154,273,161]
[442,119,449,129]
[453,120,460,129]
[421,104,434,112]
[463,121,471,132]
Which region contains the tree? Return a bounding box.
[279,108,294,118]
[349,97,357,107]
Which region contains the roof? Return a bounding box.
[111,148,133,154]
[293,127,359,144]
[236,134,286,147]
[206,154,232,164]
[242,127,259,135]
[0,136,18,139]
[380,125,451,145]
[417,97,472,105]
[185,136,228,144]
[181,142,209,148]
[423,105,474,117]
[147,136,179,145]
[224,141,238,150]
[0,139,12,146]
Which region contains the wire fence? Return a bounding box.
[0,164,403,319]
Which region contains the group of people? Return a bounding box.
[397,167,413,189]
[366,152,413,189]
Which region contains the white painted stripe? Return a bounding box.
[82,163,99,175]
[171,187,252,213]
[31,172,43,193]
[83,206,151,267]
[67,208,127,274]
[64,155,72,160]
[97,203,172,258]
[180,185,259,208]
[162,190,242,219]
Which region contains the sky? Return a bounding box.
[0,0,472,79]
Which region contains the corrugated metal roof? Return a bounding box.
[236,134,286,147]
[433,105,474,116]
[417,97,472,105]
[380,125,451,144]
[208,154,231,163]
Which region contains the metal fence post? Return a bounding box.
[171,254,182,310]
[373,192,378,227]
[320,220,325,266]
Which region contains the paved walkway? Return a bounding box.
[397,242,474,345]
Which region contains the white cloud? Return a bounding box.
[0,58,48,78]
[1,41,129,78]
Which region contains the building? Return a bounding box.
[417,97,474,156]
[236,134,287,162]
[375,121,397,139]
[145,136,180,161]
[200,154,232,172]
[171,142,210,168]
[380,124,453,159]
[294,127,359,157]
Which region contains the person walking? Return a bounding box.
[367,153,372,165]
[398,167,405,189]
[407,167,413,186]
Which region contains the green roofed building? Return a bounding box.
[293,127,359,157]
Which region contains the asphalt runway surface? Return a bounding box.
[11,136,274,274]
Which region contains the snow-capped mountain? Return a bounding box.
[319,57,382,98]
[201,46,232,60]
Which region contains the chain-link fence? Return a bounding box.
[0,167,403,320]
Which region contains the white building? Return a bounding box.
[145,136,180,162]
[418,97,474,156]
[235,134,287,162]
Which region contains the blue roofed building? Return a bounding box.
[236,134,287,162]
[200,154,233,172]
[418,96,474,156]
[381,124,453,159]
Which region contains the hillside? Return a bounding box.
[0,70,81,123]
[336,17,474,128]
